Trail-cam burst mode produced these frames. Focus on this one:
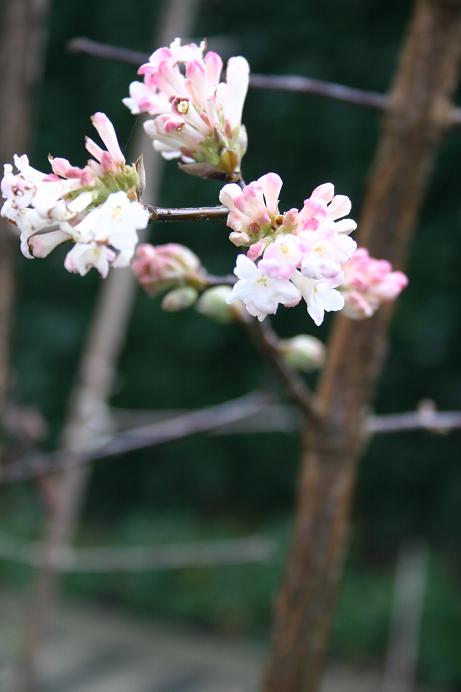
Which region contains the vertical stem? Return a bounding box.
[262,2,461,691]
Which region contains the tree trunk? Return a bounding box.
[262,1,461,691]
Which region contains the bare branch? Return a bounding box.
[2,399,460,487]
[0,532,275,572]
[249,73,386,110]
[204,273,236,287]
[67,37,385,112]
[0,392,270,484]
[368,407,461,435]
[147,203,229,222]
[66,36,461,123]
[243,319,321,424]
[111,402,461,436]
[68,37,148,66]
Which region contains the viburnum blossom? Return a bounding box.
[1,113,149,277]
[227,254,301,321]
[123,38,249,180]
[132,242,206,296]
[340,248,409,318]
[224,174,357,324]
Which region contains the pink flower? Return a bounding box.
[340,248,408,318]
[132,242,205,295]
[298,182,357,234]
[219,173,285,246]
[223,174,360,325]
[123,38,249,179]
[258,234,302,280]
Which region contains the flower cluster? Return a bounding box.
[123,38,249,180]
[340,248,408,318]
[132,242,206,296]
[1,34,409,329]
[222,174,358,325]
[1,113,149,277]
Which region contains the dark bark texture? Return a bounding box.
[262,2,461,691]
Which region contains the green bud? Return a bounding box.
[278,335,325,372]
[196,286,234,324]
[161,286,198,312]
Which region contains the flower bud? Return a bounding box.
[278,335,325,372]
[161,286,198,311]
[132,242,205,296]
[196,286,235,324]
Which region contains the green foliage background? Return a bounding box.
[2,0,461,687]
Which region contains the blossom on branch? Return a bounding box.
[227,254,302,321]
[123,38,249,180]
[223,174,356,324]
[132,242,206,296]
[1,113,149,277]
[340,248,409,318]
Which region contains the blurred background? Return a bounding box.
[1,0,461,690]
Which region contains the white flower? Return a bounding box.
[64,243,116,279]
[73,191,149,268]
[227,254,301,321]
[291,272,344,326]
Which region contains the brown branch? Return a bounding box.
[0,532,275,572]
[68,37,148,66]
[2,399,460,487]
[147,203,228,222]
[243,319,321,424]
[262,3,461,691]
[67,36,461,124]
[67,37,385,112]
[249,73,386,110]
[0,392,270,484]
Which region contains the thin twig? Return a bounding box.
[0,532,275,572]
[249,73,386,110]
[0,392,270,484]
[66,36,461,124]
[68,37,148,66]
[67,37,385,112]
[368,408,461,434]
[2,401,461,486]
[147,203,228,222]
[204,273,236,287]
[243,319,321,424]
[111,403,461,436]
[67,37,385,111]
